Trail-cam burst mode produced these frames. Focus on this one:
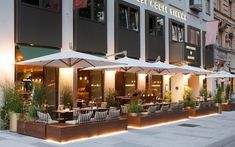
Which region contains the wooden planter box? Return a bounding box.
[187,107,218,117]
[222,103,235,111]
[17,120,47,139]
[128,110,188,128]
[46,118,128,142]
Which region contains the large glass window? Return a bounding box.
[119,4,139,31]
[79,0,105,23]
[124,73,136,96]
[149,14,164,36]
[189,27,200,46]
[22,0,59,12]
[171,22,184,42]
[151,75,163,98]
[77,71,103,102]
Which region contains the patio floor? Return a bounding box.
[1,111,235,147]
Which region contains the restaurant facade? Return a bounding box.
[0,0,215,107]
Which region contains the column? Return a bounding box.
[104,0,116,93]
[59,0,77,106]
[0,0,15,106]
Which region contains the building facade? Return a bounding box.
[214,0,235,92]
[0,0,215,107]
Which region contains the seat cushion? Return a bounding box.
[147,106,157,114]
[95,111,108,121]
[109,109,120,119]
[78,112,93,124]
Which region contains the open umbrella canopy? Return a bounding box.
[16,50,120,68]
[150,61,186,74]
[83,57,154,73]
[178,65,211,75]
[207,70,235,78]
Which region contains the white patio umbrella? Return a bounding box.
[207,70,235,78]
[178,65,211,75]
[83,56,155,73]
[16,50,121,68]
[150,61,186,75]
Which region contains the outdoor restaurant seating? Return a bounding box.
[128,102,188,128]
[187,101,218,117]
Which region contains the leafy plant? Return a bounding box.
[225,84,231,102]
[129,101,142,113]
[25,105,37,121]
[61,86,73,108]
[0,84,23,129]
[214,86,223,104]
[164,91,172,102]
[105,89,117,107]
[199,88,208,98]
[32,84,46,111]
[183,87,195,108]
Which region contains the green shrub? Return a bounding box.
[61,86,73,108]
[225,84,231,102]
[199,88,208,98]
[214,86,223,104]
[105,89,117,107]
[129,101,142,113]
[164,91,172,102]
[183,87,195,108]
[32,84,46,111]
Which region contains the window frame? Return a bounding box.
[21,0,61,13]
[147,11,165,37]
[78,0,106,24]
[188,26,201,46]
[118,1,140,32]
[170,19,185,43]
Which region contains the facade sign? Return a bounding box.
[137,0,187,21]
[185,45,196,60]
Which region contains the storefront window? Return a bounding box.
[79,0,105,23]
[77,71,103,103]
[171,22,184,42]
[149,14,164,36]
[119,4,139,31]
[151,75,163,98]
[124,73,136,96]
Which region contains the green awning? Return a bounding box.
[18,45,59,60]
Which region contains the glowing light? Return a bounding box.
[189,113,219,119]
[45,130,127,145]
[128,119,189,130]
[183,74,191,79]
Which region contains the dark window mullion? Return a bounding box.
[128,7,131,29]
[91,0,94,20]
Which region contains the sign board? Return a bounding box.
[137,0,187,21]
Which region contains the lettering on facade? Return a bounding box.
[137,0,187,21]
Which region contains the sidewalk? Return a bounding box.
[1,111,235,147]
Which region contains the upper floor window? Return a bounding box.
[149,14,164,37]
[229,0,233,17]
[189,0,202,12]
[205,0,210,15]
[171,22,184,42]
[79,0,105,23]
[22,0,59,12]
[189,27,200,46]
[119,4,139,31]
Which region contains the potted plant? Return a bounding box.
[61,86,73,109]
[183,86,195,108]
[199,88,208,101]
[105,89,117,108]
[214,86,223,113]
[2,84,23,132]
[164,91,172,102]
[128,101,142,116]
[224,84,231,103]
